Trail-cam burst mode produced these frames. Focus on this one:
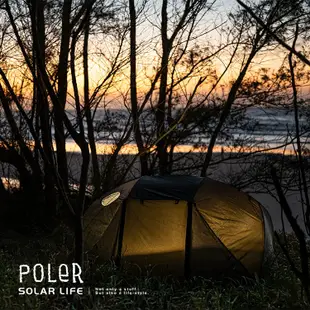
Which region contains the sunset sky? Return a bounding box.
[82,0,287,99]
[0,1,307,159]
[2,0,293,108]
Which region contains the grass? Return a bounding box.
[0,229,309,310]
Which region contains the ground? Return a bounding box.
[0,227,308,310]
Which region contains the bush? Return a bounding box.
[0,231,308,310]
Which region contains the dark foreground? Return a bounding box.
[0,226,308,310]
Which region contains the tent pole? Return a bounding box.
[184,202,193,278]
[115,199,127,268]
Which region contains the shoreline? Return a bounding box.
[1,150,309,235]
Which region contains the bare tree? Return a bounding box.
[200,0,290,176]
[129,0,148,175]
[155,0,216,175]
[233,0,310,301]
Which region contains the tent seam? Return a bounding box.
[194,204,250,276]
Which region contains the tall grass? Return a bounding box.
[0,230,308,310]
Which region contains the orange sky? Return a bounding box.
[2,41,287,109]
[1,0,291,108]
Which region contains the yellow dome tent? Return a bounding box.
[84,175,274,277]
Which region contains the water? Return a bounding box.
[63,106,309,155]
[1,106,309,234]
[1,106,309,155]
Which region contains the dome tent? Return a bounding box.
[84,175,274,277]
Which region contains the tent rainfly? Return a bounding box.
[84,175,274,277]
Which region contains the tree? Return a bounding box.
[129,0,149,175]
[0,0,124,266]
[155,0,216,175]
[199,0,299,176]
[234,0,310,301]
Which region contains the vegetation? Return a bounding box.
[0,0,310,308]
[0,230,309,310]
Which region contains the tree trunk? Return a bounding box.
[129,0,148,175]
[74,141,90,267]
[0,84,43,190]
[55,0,72,191]
[83,11,101,196]
[156,0,170,175]
[287,27,310,232]
[74,215,84,266]
[200,45,259,177]
[0,147,36,193]
[35,0,57,215]
[271,168,310,302]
